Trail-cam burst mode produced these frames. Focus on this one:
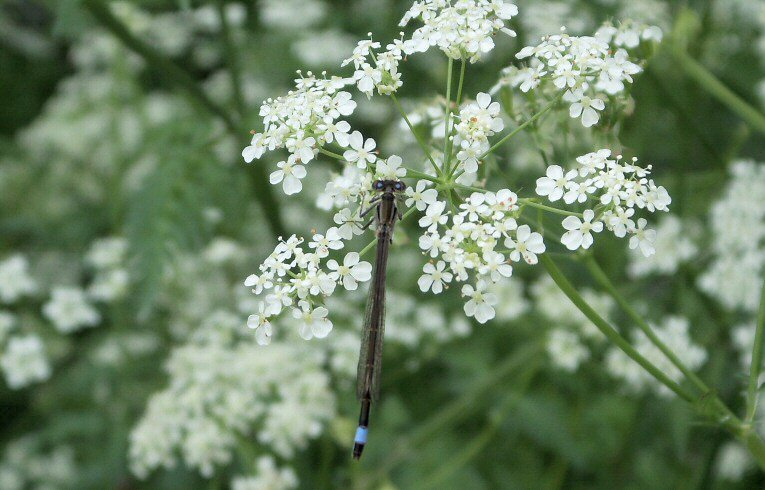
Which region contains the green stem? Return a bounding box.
[584,257,710,395]
[390,93,442,176]
[319,147,345,161]
[477,92,563,161]
[216,0,245,112]
[670,48,765,137]
[520,200,582,217]
[540,254,695,402]
[746,277,765,422]
[82,0,286,238]
[442,57,454,174]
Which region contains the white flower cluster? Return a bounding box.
[536,149,671,257]
[513,28,644,127]
[0,439,76,490]
[342,36,404,97]
[244,234,372,345]
[231,456,298,490]
[0,255,37,303]
[43,287,101,334]
[453,92,504,174]
[606,316,707,396]
[595,19,663,49]
[86,236,130,302]
[0,335,51,389]
[417,190,544,323]
[129,342,334,479]
[698,160,765,312]
[242,73,356,194]
[628,215,697,277]
[400,0,519,62]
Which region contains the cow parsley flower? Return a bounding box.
[505,24,649,128]
[242,72,358,194]
[453,92,504,174]
[536,150,670,256]
[1,335,51,389]
[231,456,298,490]
[547,329,589,372]
[400,0,519,62]
[0,255,37,304]
[43,287,101,333]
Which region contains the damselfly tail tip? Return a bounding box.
[352,443,365,460]
[352,426,368,460]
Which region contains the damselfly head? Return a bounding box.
[372,179,406,193]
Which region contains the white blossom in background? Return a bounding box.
[0,439,76,489]
[231,456,298,490]
[546,329,589,372]
[715,442,754,480]
[595,19,663,48]
[531,276,612,338]
[732,323,756,368]
[399,0,519,62]
[489,280,529,321]
[129,342,334,479]
[606,316,706,396]
[0,255,37,304]
[43,287,101,333]
[698,161,765,312]
[0,311,15,344]
[259,0,326,30]
[536,150,670,256]
[628,215,697,277]
[1,335,51,389]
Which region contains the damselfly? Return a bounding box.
[353,179,406,460]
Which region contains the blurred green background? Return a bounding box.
[1,0,765,488]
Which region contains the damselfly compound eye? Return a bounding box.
[374,180,384,190]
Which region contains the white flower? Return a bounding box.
[326,252,372,291]
[1,335,50,389]
[308,227,344,258]
[505,225,546,264]
[269,158,307,195]
[565,89,605,127]
[629,218,656,257]
[535,165,575,202]
[375,155,406,180]
[43,287,100,333]
[418,201,449,230]
[547,329,589,372]
[561,210,604,250]
[231,456,298,490]
[293,301,333,340]
[247,303,274,345]
[0,255,37,304]
[244,273,273,295]
[478,251,513,281]
[343,131,377,168]
[461,280,497,324]
[417,261,453,294]
[405,180,438,211]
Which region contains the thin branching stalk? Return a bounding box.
[390,93,442,176]
[540,254,695,402]
[670,48,765,137]
[442,57,454,174]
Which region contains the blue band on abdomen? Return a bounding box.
[354,426,368,444]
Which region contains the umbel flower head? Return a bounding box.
[241,0,667,342]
